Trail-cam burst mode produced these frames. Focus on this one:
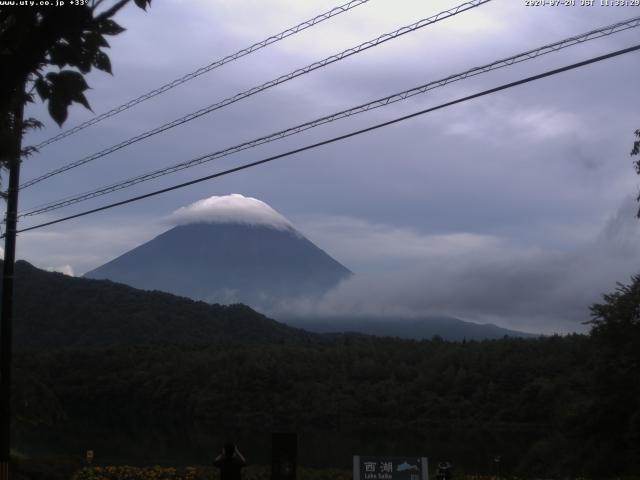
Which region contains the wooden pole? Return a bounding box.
[0,82,24,480]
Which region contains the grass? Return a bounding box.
[71,465,353,480]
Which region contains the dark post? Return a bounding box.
[271,433,297,480]
[0,82,24,480]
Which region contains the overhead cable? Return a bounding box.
[19,15,640,218]
[32,0,373,150]
[21,0,492,189]
[14,43,640,235]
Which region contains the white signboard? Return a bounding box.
[354,456,428,480]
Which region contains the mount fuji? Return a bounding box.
[84,194,352,308]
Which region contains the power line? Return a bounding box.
[19,15,640,218]
[32,0,372,150]
[20,0,491,190]
[14,43,640,236]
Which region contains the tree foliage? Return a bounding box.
[583,276,640,475]
[0,0,151,167]
[632,129,640,216]
[15,335,593,475]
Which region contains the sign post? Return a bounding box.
[272,433,297,480]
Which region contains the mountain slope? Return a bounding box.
[6,260,310,350]
[84,222,352,307]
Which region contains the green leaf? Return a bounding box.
[48,98,69,127]
[45,70,92,124]
[84,32,110,50]
[48,70,90,94]
[97,35,110,48]
[72,91,92,111]
[76,49,92,74]
[93,51,112,74]
[134,0,151,10]
[49,44,72,68]
[632,129,640,157]
[99,19,125,36]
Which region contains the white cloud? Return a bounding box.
[16,221,164,276]
[48,265,75,276]
[288,196,640,334]
[444,102,585,143]
[297,215,510,271]
[202,0,508,56]
[166,194,295,231]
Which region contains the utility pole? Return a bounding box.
[0,81,25,480]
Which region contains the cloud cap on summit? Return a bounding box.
[167,194,294,231]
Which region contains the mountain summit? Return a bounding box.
[84,194,352,308]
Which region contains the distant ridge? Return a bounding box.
[283,315,537,341]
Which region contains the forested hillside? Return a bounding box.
[6,260,310,349]
[9,334,599,476]
[15,335,589,432]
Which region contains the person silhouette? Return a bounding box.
[214,442,247,480]
[435,461,453,480]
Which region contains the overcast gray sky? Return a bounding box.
[11,0,640,333]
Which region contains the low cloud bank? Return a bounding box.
[277,197,640,334]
